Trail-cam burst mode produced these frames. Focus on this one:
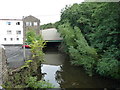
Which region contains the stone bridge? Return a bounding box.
[41,28,62,42]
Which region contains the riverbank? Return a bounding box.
[2,38,56,88]
[3,57,42,88]
[42,45,120,88]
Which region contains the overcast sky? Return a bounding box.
[0,0,84,25]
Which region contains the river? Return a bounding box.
[41,42,120,88]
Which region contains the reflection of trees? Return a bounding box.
[55,59,83,88]
[55,66,64,84]
[55,59,120,88]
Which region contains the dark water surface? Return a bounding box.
[41,43,120,88]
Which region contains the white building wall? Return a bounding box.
[0,20,23,45]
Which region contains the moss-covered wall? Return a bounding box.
[4,58,42,88]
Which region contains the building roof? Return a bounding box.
[23,15,40,22]
[0,15,40,21]
[0,19,22,21]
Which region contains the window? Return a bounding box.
[10,38,13,41]
[16,30,21,35]
[7,30,12,34]
[16,38,19,41]
[4,38,7,41]
[34,22,37,26]
[16,22,20,25]
[7,22,11,25]
[26,22,32,26]
[26,22,29,26]
[29,22,32,26]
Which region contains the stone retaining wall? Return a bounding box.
[0,45,8,85]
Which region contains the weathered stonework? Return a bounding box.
[23,15,40,35]
[6,57,42,88]
[0,45,8,85]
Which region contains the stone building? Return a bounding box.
[23,15,40,35]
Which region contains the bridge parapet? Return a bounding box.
[41,28,62,42]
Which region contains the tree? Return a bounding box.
[58,2,120,79]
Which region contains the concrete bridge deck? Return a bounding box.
[41,28,62,42]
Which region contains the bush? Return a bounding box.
[58,24,98,76]
[97,58,120,79]
[26,76,55,88]
[96,48,120,79]
[58,2,120,79]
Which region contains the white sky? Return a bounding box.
[0,0,84,25]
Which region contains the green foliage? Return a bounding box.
[26,76,55,88]
[40,23,55,30]
[58,2,120,79]
[26,29,36,44]
[58,22,76,52]
[58,23,98,76]
[21,60,33,69]
[96,48,120,79]
[97,58,119,79]
[26,29,44,45]
[30,35,46,62]
[26,29,46,62]
[91,3,120,52]
[3,29,47,88]
[2,82,13,88]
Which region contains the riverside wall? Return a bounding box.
[0,45,8,85]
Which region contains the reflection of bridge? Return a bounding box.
[41,28,62,42]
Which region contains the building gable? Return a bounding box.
[23,15,40,22]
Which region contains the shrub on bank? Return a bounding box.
[2,30,55,88]
[26,76,55,88]
[57,2,120,79]
[58,23,98,76]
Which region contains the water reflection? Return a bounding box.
[41,42,120,88]
[42,56,120,88]
[41,64,61,87]
[55,60,120,88]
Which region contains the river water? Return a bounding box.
[41,43,120,88]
